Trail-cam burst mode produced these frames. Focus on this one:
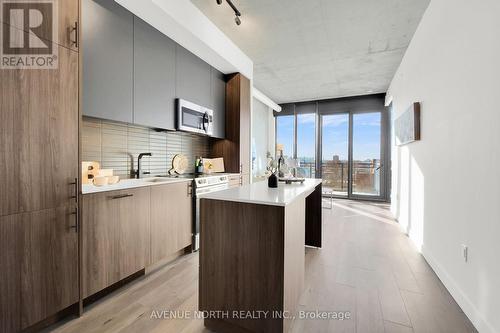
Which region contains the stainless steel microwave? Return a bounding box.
[177,99,213,136]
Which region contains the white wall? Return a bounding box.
[387,0,500,332]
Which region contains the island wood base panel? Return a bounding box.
[199,198,306,333]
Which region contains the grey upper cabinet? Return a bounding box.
[82,0,133,123]
[133,17,176,130]
[175,45,211,108]
[211,68,226,139]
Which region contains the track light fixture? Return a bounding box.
[215,0,242,26]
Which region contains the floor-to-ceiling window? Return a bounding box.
[275,115,294,158]
[352,112,382,196]
[275,95,389,201]
[296,113,316,178]
[321,113,349,196]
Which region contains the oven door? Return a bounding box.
[193,183,229,251]
[177,99,213,136]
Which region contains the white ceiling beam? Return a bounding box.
[252,87,282,112]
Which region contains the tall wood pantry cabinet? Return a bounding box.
[211,73,251,185]
[0,1,80,332]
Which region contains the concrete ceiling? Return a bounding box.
[191,0,430,104]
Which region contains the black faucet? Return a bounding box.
[135,153,152,179]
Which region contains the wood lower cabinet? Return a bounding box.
[0,214,21,333]
[150,181,193,264]
[21,206,79,328]
[81,187,150,298]
[0,206,78,332]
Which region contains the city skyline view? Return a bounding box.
[276,112,382,162]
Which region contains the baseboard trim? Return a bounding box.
[83,269,145,307]
[421,246,497,333]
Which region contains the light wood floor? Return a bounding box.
[45,200,477,333]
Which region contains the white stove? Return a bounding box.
[192,173,231,251]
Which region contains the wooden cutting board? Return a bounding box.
[172,154,189,174]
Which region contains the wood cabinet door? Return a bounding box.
[20,206,79,329]
[82,187,150,298]
[0,214,22,333]
[58,0,80,51]
[0,206,78,332]
[0,43,78,217]
[211,73,251,174]
[150,182,192,264]
[0,0,79,51]
[117,188,150,279]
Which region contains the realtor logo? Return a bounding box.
[1,0,58,69]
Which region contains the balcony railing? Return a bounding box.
[295,159,381,196]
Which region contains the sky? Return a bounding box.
[276,112,381,162]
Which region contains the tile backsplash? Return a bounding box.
[82,117,209,177]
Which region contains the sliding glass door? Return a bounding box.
[274,97,389,201]
[321,114,349,196]
[321,110,386,200]
[351,112,382,197]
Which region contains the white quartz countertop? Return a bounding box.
[200,178,322,206]
[82,177,193,194]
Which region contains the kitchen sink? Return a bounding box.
[142,178,174,183]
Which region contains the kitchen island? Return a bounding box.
[199,179,323,333]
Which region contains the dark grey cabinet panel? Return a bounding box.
[82,0,133,123]
[175,45,211,108]
[211,68,226,139]
[134,17,176,130]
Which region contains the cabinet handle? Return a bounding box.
[187,184,193,197]
[70,210,78,233]
[71,21,79,48]
[110,194,134,200]
[70,178,78,203]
